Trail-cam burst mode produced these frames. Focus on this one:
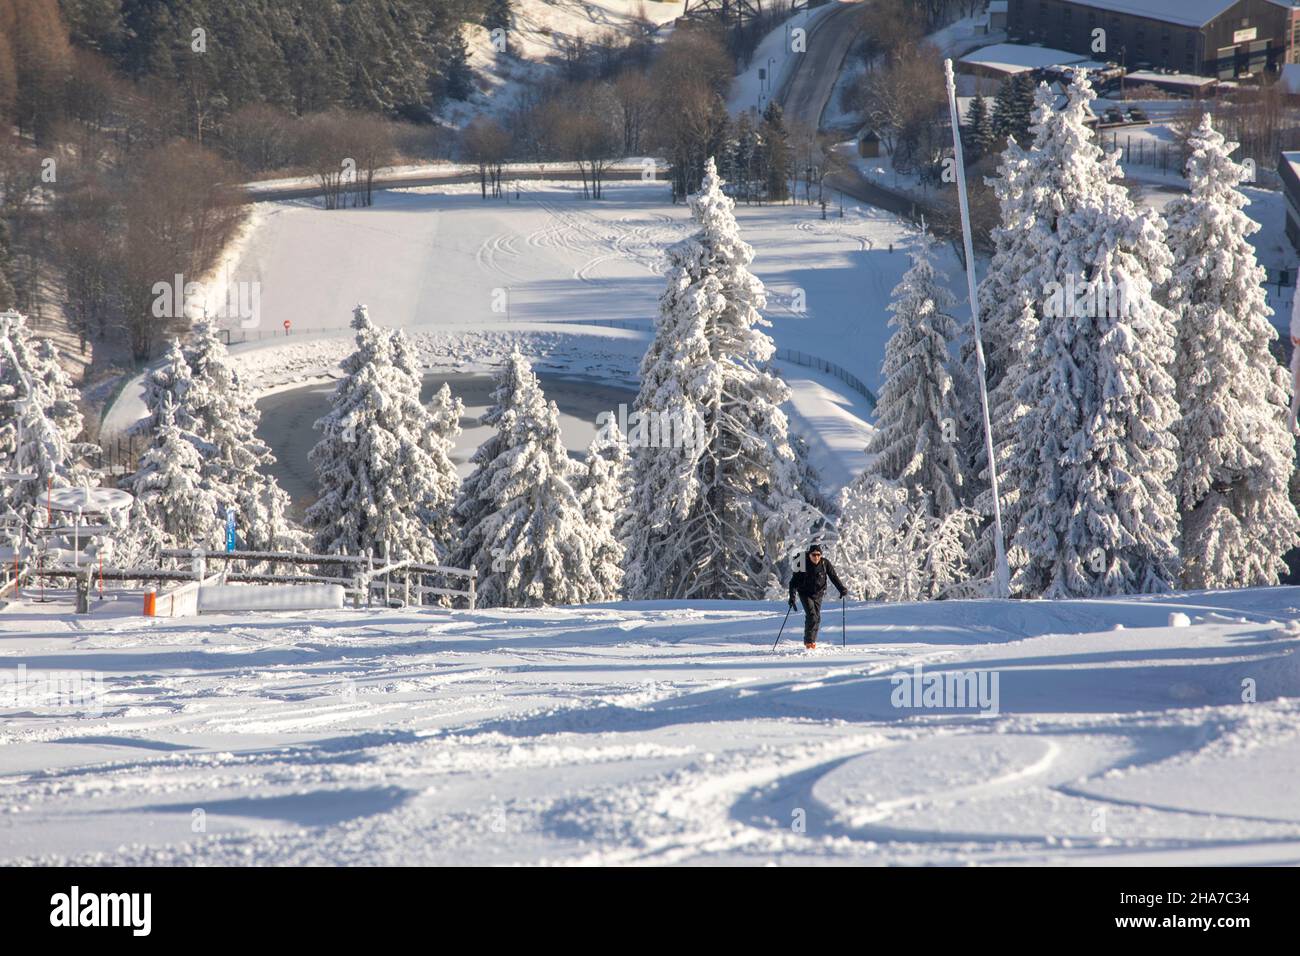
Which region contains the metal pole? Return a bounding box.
[943,58,1010,599]
[771,604,793,652]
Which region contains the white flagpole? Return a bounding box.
[942,59,1010,599]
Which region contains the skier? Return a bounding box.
[788,544,847,649]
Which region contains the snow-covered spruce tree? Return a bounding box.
[578,423,629,601]
[449,351,604,607]
[623,158,821,600]
[0,311,97,521]
[1164,114,1300,588]
[308,306,455,565]
[1011,70,1180,598]
[182,319,302,553]
[867,236,966,518]
[424,381,465,560]
[134,339,197,439]
[963,94,995,161]
[129,399,223,553]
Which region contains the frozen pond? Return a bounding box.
[255,372,637,516]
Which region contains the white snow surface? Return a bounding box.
[3,587,1300,865]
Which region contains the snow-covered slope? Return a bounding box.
[3,587,1298,865]
[447,0,685,127]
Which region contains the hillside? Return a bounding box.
[445,0,686,127]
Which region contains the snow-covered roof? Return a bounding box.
[1126,69,1216,88]
[959,42,1090,74]
[988,1,1008,10]
[1058,0,1255,28]
[1282,150,1300,182]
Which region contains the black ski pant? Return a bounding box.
[799,594,823,645]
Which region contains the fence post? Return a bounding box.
[366,549,374,608]
[468,570,476,610]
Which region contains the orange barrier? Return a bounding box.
[143,589,156,617]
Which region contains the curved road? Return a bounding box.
[774,1,953,236]
[776,1,867,131]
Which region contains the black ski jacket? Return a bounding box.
[789,555,846,603]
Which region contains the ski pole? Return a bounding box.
[841,594,846,648]
[771,603,793,652]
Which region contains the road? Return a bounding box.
[776,1,865,131]
[773,2,949,235]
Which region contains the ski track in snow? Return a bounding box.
[3,589,1300,865]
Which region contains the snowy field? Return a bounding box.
[108,176,925,492]
[2,588,1299,865]
[220,181,944,397]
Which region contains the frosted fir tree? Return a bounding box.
[129,400,223,553]
[0,310,98,522]
[623,158,821,600]
[449,352,527,580]
[182,319,303,553]
[1164,114,1300,588]
[308,305,454,565]
[963,94,995,160]
[424,382,464,561]
[1011,70,1180,598]
[577,423,629,601]
[133,339,197,439]
[866,236,966,517]
[389,325,425,384]
[449,351,604,607]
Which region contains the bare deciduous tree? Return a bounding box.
[462,116,511,198]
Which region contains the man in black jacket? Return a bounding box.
[788,543,847,649]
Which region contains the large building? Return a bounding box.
[1279,150,1300,251]
[1008,0,1300,77]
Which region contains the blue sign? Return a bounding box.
[225,507,237,552]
